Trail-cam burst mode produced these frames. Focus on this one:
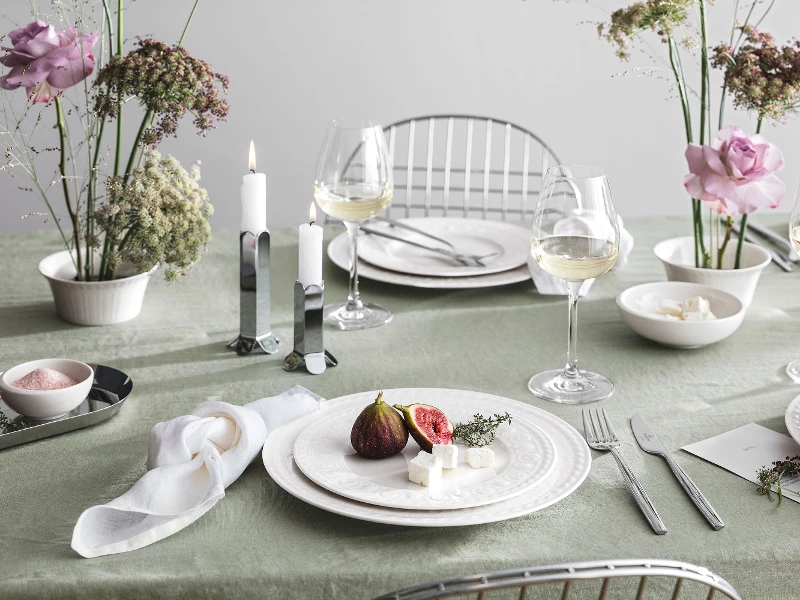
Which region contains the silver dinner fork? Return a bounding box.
[582,409,667,535]
[360,226,499,267]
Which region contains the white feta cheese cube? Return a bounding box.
[432,444,458,469]
[682,311,704,321]
[659,313,681,321]
[465,446,495,469]
[705,311,717,320]
[681,296,711,315]
[657,298,683,318]
[408,451,442,486]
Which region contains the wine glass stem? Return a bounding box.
[563,281,583,379]
[345,221,364,311]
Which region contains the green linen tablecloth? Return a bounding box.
[1,217,798,599]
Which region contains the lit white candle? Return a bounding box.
[240,140,267,233]
[299,202,323,288]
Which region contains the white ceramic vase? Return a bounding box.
[38,250,157,326]
[653,236,771,308]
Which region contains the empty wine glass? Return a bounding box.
[314,120,394,330]
[528,165,620,404]
[787,182,800,382]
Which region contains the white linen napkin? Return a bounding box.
[71,386,323,558]
[528,215,634,296]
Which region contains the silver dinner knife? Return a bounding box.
[630,413,724,531]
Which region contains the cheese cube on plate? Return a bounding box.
[657,298,683,318]
[682,311,705,321]
[465,446,494,469]
[681,296,710,315]
[408,451,442,486]
[432,444,458,469]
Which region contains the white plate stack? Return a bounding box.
[328,218,532,289]
[263,388,591,526]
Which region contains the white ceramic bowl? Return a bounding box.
[0,359,94,420]
[616,282,745,349]
[653,236,770,308]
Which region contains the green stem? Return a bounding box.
[734,214,748,269]
[55,97,83,280]
[699,1,709,145]
[178,0,201,46]
[718,217,733,269]
[101,0,114,56]
[104,0,124,281]
[123,108,153,183]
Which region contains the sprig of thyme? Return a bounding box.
[756,455,800,508]
[453,413,512,447]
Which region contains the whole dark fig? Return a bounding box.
[350,392,409,459]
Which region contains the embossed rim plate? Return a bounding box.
[291,389,557,510]
[357,218,530,277]
[263,389,590,526]
[328,233,532,289]
[785,394,800,447]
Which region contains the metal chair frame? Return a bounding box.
[372,559,742,600]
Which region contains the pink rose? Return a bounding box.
[0,21,98,103]
[684,125,785,216]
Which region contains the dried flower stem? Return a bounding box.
[55,96,82,278]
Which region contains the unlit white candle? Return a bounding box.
[241,140,267,233]
[299,203,323,288]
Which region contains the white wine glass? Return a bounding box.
[787,182,800,382]
[529,165,620,404]
[314,120,394,330]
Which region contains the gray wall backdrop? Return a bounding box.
[1,0,799,231]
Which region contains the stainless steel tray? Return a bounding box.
[0,364,132,450]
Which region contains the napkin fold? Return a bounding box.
[71,386,323,558]
[528,215,634,296]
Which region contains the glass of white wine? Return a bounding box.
[314,120,394,330]
[787,182,800,382]
[529,165,620,404]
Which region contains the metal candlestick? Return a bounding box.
[283,281,338,374]
[228,230,280,355]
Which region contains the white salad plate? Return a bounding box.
[292,389,556,510]
[357,218,530,278]
[328,233,532,289]
[785,395,800,447]
[263,388,591,527]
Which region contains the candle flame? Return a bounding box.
[309,202,317,223]
[248,140,256,171]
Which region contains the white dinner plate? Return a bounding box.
[357,218,530,278]
[263,388,591,527]
[328,233,532,289]
[292,389,556,510]
[786,395,800,447]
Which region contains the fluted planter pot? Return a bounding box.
[38,250,157,326]
[653,236,771,308]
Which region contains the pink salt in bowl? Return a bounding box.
[0,359,94,420]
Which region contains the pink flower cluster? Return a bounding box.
[0,21,98,103]
[684,126,785,216]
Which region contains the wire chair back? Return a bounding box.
[382,114,560,221]
[372,559,742,600]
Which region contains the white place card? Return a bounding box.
[682,423,800,504]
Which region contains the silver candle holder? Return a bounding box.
[228,230,280,355]
[283,281,337,375]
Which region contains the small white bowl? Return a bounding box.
[616,282,745,349]
[0,359,94,420]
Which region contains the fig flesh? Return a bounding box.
[394,403,453,452]
[350,392,409,459]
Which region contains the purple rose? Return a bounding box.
[684,125,785,216]
[0,21,98,102]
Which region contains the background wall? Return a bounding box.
[1,0,798,231]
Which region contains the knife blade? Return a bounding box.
[631,413,724,531]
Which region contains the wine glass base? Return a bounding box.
[787,360,800,383]
[527,369,614,404]
[323,302,393,331]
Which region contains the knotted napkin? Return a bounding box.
[71,386,322,558]
[528,215,634,296]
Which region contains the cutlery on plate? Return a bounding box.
[630,413,724,531]
[360,226,498,267]
[732,226,793,272]
[745,222,800,263]
[371,216,458,252]
[582,409,667,535]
